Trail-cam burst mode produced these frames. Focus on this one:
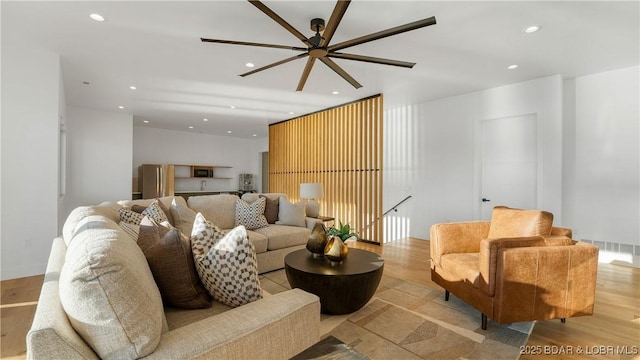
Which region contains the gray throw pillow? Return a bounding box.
[275,196,306,227]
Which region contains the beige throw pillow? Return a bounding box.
[275,196,306,227]
[60,226,164,359]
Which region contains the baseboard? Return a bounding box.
[1,262,47,281]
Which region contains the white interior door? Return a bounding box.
[481,114,538,220]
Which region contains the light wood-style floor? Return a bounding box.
[2,238,639,359]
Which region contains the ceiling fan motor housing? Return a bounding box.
[310,18,325,32]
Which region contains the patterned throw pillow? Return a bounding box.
[235,197,268,230]
[119,200,168,225]
[119,221,140,241]
[191,213,263,307]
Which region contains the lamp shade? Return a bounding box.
[300,183,323,199]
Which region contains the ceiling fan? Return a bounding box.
[201,0,436,91]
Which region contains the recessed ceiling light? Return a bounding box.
[118,105,124,109]
[189,126,194,129]
[89,13,105,22]
[143,120,150,123]
[332,91,339,95]
[230,106,236,109]
[129,86,137,90]
[507,64,519,70]
[523,25,541,34]
[227,130,232,134]
[288,111,295,115]
[203,118,208,122]
[245,62,255,68]
[252,134,257,137]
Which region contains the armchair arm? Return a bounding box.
[430,222,490,267]
[493,242,598,323]
[479,236,546,296]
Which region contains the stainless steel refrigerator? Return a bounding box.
[138,164,175,199]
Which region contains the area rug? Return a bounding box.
[260,270,534,360]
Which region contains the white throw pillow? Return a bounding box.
[191,213,263,307]
[275,196,306,227]
[235,197,268,230]
[60,225,164,359]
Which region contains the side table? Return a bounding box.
[284,248,384,315]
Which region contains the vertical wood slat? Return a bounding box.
[268,95,382,243]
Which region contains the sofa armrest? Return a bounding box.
[493,242,599,323]
[144,289,320,360]
[430,222,491,267]
[550,226,572,238]
[27,238,98,360]
[478,236,546,296]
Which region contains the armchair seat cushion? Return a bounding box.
[440,253,480,289]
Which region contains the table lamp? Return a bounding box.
[300,183,323,218]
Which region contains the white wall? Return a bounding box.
[563,66,639,249]
[61,107,133,221]
[384,75,563,241]
[1,41,61,280]
[133,127,263,193]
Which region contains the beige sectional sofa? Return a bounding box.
[27,194,321,359]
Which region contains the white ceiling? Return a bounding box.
[3,1,638,138]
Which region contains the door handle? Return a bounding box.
[482,198,491,202]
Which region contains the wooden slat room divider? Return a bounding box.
[269,94,383,243]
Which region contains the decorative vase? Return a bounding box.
[324,236,349,264]
[306,223,328,257]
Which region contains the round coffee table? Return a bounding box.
[284,248,384,315]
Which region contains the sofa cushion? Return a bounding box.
[275,196,306,227]
[59,221,164,359]
[254,224,311,251]
[235,198,268,230]
[188,194,239,229]
[487,206,553,239]
[191,213,263,307]
[138,217,212,309]
[245,229,268,253]
[170,197,197,235]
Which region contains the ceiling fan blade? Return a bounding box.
[201,38,307,51]
[296,57,317,91]
[328,16,436,52]
[327,52,415,68]
[240,53,309,77]
[249,1,313,47]
[319,57,362,89]
[320,0,351,47]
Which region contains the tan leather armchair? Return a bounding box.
[430,206,598,329]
